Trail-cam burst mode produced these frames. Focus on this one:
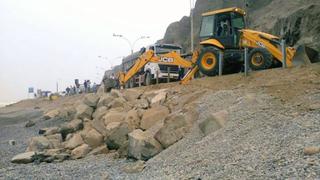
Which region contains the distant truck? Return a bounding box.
[122,44,182,88]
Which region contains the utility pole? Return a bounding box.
[190,0,195,52]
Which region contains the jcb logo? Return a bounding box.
[160,57,174,63]
[256,41,266,48]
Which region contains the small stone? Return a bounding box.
[8,140,16,146]
[304,146,320,155]
[25,120,35,128]
[309,103,320,111]
[122,160,146,174]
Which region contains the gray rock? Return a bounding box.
[83,93,100,108]
[8,140,16,146]
[154,113,189,148]
[128,129,163,161]
[105,122,129,151]
[71,144,91,159]
[122,160,146,174]
[11,152,36,164]
[26,136,52,152]
[97,94,114,108]
[76,103,94,120]
[140,105,169,130]
[25,120,35,128]
[198,110,228,136]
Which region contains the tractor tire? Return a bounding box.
[145,72,152,86]
[197,47,219,76]
[248,48,273,71]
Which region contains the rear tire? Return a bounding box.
[248,48,273,70]
[197,47,219,76]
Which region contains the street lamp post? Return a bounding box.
[113,34,150,54]
[190,0,195,52]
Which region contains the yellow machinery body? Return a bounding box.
[117,7,318,87]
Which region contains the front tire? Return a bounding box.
[197,47,219,76]
[248,48,273,70]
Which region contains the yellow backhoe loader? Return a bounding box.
[118,7,319,87]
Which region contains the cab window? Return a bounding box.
[231,13,245,29]
[200,15,214,37]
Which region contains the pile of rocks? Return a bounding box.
[11,88,201,164]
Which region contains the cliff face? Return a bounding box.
[161,0,320,52]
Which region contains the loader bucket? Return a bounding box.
[292,45,319,66]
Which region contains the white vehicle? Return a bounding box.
[122,44,183,87]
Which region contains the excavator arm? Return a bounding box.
[240,29,296,67]
[119,50,199,86]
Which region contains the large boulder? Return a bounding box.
[154,113,189,148]
[128,129,163,161]
[150,91,167,105]
[59,119,83,140]
[76,103,94,120]
[108,97,127,109]
[92,106,108,120]
[26,136,52,152]
[140,105,170,130]
[43,127,59,136]
[134,99,149,109]
[105,122,129,151]
[65,133,84,150]
[83,93,100,108]
[58,106,77,121]
[43,109,60,119]
[103,111,126,126]
[71,144,91,159]
[92,118,107,137]
[110,89,122,98]
[125,109,141,131]
[123,89,142,102]
[11,152,36,164]
[97,94,114,108]
[68,119,84,131]
[198,110,228,136]
[88,145,109,156]
[81,129,104,148]
[46,134,63,149]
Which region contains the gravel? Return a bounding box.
[125,89,320,179]
[1,65,319,179]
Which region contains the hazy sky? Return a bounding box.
[0,0,191,104]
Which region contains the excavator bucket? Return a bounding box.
[292,45,319,66]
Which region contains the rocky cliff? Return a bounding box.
[161,0,320,52]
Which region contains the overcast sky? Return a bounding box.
[0,0,191,104]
